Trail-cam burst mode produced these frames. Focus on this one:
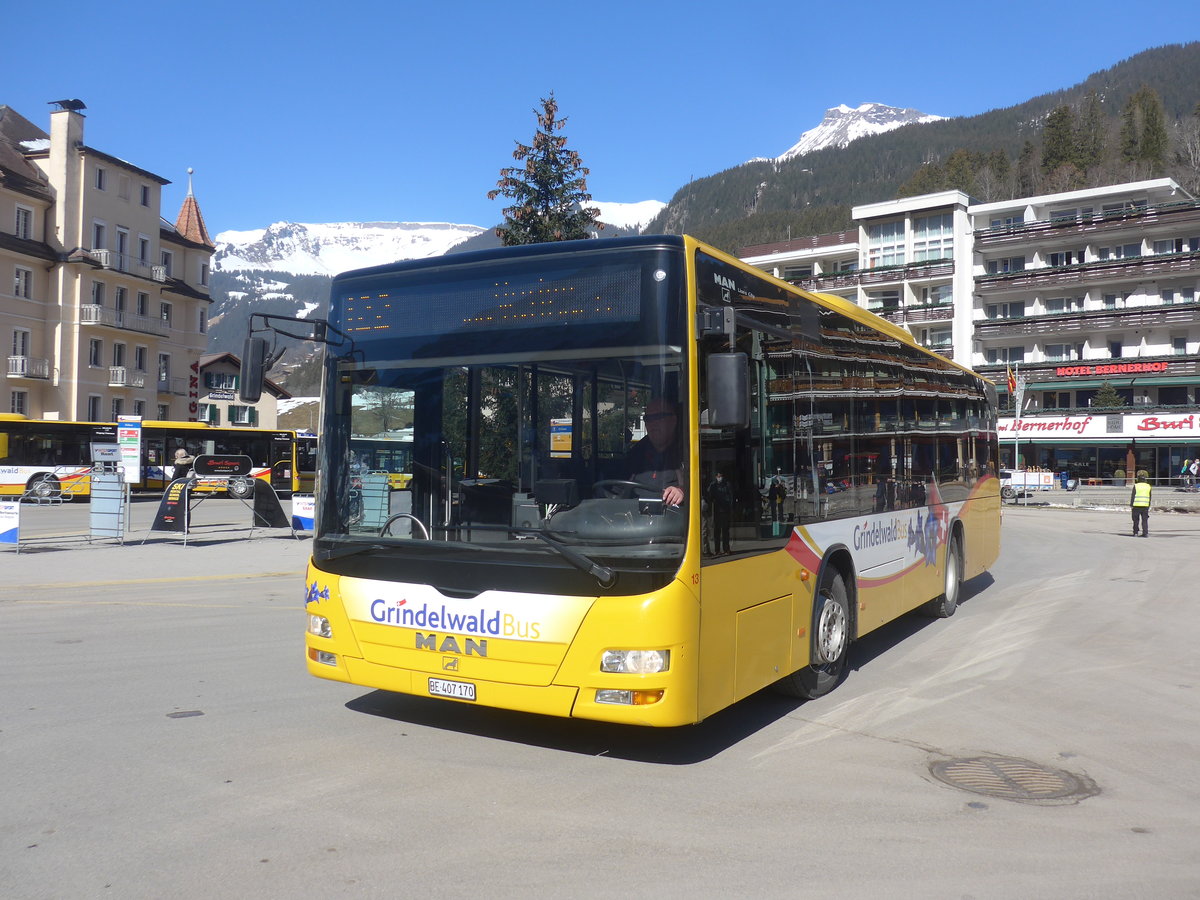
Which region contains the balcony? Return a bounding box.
[157,376,187,396]
[7,356,51,379]
[108,366,145,388]
[80,303,170,337]
[974,302,1200,340]
[976,250,1200,293]
[86,249,168,283]
[974,199,1200,248]
[876,304,954,327]
[791,258,953,291]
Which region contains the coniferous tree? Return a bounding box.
[1042,106,1077,174]
[488,93,602,246]
[1120,86,1170,175]
[1075,90,1107,172]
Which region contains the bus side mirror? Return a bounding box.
[240,337,269,403]
[706,352,749,428]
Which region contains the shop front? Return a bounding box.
[999,411,1200,485]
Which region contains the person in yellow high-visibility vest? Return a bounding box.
[1130,475,1153,537]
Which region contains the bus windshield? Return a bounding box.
[314,242,689,593]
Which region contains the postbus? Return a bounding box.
[0,415,313,499]
[269,235,999,726]
[350,432,414,490]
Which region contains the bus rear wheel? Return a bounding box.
[27,474,60,500]
[923,533,962,618]
[773,571,851,700]
[227,477,254,499]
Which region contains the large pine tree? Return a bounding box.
[488,94,602,245]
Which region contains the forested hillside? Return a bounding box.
[646,42,1200,251]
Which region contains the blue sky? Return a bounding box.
[7,1,1198,235]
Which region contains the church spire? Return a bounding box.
[174,167,214,248]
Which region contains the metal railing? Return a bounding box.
[7,356,51,379]
[108,366,146,388]
[80,303,170,337]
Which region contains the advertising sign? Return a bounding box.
[116,416,142,484]
[0,501,19,545]
[193,454,253,477]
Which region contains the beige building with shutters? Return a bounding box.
[1,100,214,422]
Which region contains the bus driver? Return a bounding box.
[625,398,684,506]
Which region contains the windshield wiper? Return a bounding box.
[458,524,616,587]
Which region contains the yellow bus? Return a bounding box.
[0,415,313,499]
[271,236,1000,726]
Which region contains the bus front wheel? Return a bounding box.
[773,571,851,700]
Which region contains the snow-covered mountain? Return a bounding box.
[214,221,485,276]
[777,103,944,161]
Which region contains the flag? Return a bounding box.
[1007,365,1017,394]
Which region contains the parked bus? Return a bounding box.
[266,236,1000,726]
[350,433,413,490]
[0,415,313,499]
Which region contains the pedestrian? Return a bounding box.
[171,447,194,480]
[1190,459,1200,491]
[1130,474,1152,537]
[1180,459,1191,488]
[706,470,733,556]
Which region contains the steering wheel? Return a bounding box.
[592,479,661,500]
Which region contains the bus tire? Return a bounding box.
[923,532,963,618]
[773,571,851,700]
[227,477,254,499]
[27,474,60,500]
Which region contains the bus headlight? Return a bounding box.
[600,649,670,674]
[308,615,332,639]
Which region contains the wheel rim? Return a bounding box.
[815,591,848,664]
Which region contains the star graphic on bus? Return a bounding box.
[304,582,330,606]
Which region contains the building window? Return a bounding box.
[1098,243,1141,260]
[1101,199,1147,216]
[912,213,953,261]
[228,405,257,426]
[1173,336,1188,356]
[14,266,32,299]
[924,328,952,350]
[865,289,900,311]
[160,250,173,277]
[11,390,28,415]
[157,404,170,419]
[921,284,953,305]
[92,221,106,251]
[112,342,126,367]
[1048,206,1092,221]
[986,256,1025,274]
[985,346,1025,364]
[91,281,105,306]
[1108,339,1123,358]
[1044,343,1076,361]
[781,264,812,281]
[1045,296,1084,314]
[1046,249,1084,267]
[95,167,106,191]
[133,400,146,417]
[867,220,905,268]
[198,403,220,425]
[87,395,103,420]
[118,174,131,201]
[114,286,127,324]
[199,308,207,334]
[158,354,170,382]
[160,302,172,326]
[89,339,102,367]
[986,301,1026,319]
[200,262,209,286]
[988,213,1023,228]
[111,398,124,420]
[12,328,30,358]
[140,184,151,207]
[204,371,239,390]
[136,291,149,317]
[134,346,147,372]
[15,205,33,240]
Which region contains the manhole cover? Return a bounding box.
[929,756,1098,803]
